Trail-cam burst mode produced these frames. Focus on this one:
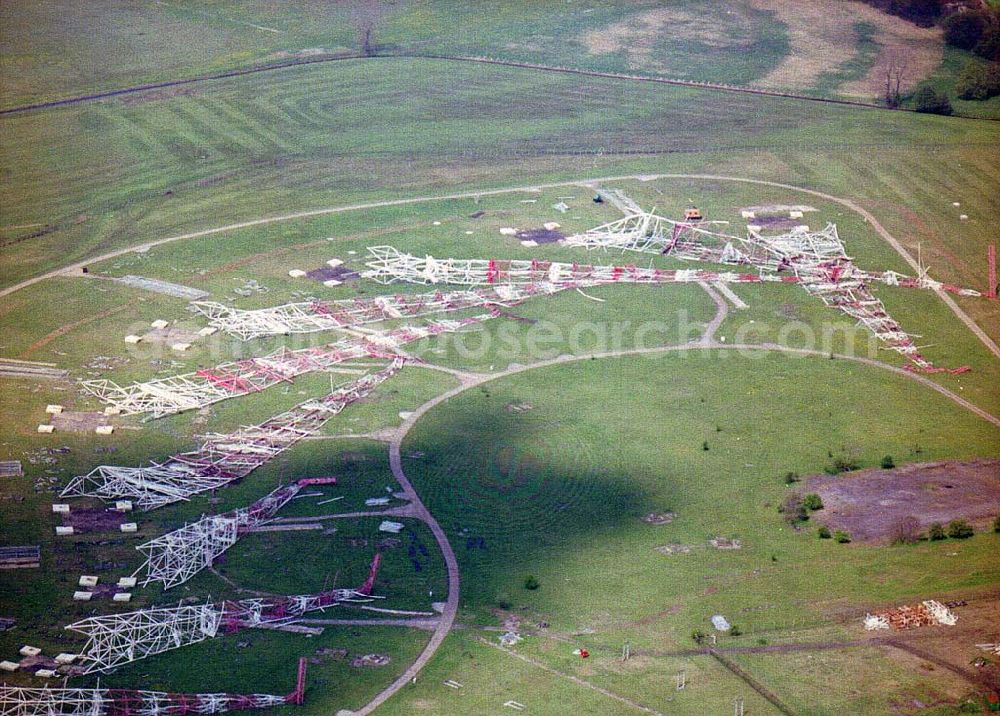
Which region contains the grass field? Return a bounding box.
[1,3,999,715]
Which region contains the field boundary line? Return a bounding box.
[477,636,665,715]
[709,648,798,716]
[0,52,907,117]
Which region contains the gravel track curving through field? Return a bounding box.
[4,172,997,713]
[5,172,995,368]
[355,323,997,714]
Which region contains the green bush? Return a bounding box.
[783,471,800,484]
[523,575,540,590]
[955,61,1000,100]
[911,86,953,115]
[779,493,808,524]
[729,625,742,636]
[803,493,824,511]
[691,629,707,645]
[702,440,709,451]
[947,519,974,539]
[827,457,859,474]
[975,25,1000,61]
[818,526,832,539]
[833,530,852,543]
[880,455,895,469]
[943,10,989,50]
[993,514,1000,533]
[928,522,947,541]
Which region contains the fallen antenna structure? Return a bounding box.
[67,556,382,672]
[362,245,796,289]
[135,477,334,589]
[192,284,562,340]
[81,317,483,418]
[1,657,307,716]
[62,361,403,510]
[565,205,980,372]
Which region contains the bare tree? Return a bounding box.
[890,515,921,544]
[881,50,908,108]
[351,0,389,57]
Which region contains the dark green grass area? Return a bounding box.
[912,45,1000,120]
[0,1,789,109]
[401,352,1000,640]
[72,626,430,715]
[814,22,880,96]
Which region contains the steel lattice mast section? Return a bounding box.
[62,361,405,510]
[566,214,980,372]
[136,480,309,589]
[66,603,223,673]
[80,316,486,418]
[67,558,382,673]
[361,245,798,288]
[1,658,307,715]
[190,284,561,340]
[563,210,745,263]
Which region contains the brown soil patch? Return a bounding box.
[807,459,1000,543]
[708,537,742,550]
[50,411,107,433]
[516,228,564,244]
[306,265,360,282]
[141,326,202,345]
[62,508,126,531]
[749,0,942,98]
[580,8,739,72]
[655,543,692,555]
[642,511,676,525]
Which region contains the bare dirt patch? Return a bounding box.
[655,543,691,555]
[708,537,742,550]
[50,411,107,433]
[748,0,941,97]
[141,326,201,345]
[642,511,675,525]
[306,264,360,282]
[516,228,564,244]
[580,8,744,72]
[807,459,1000,543]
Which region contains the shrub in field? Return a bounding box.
[947,520,974,539]
[943,10,989,50]
[817,526,832,539]
[779,493,808,524]
[956,61,1000,100]
[523,575,540,590]
[912,86,953,115]
[802,493,824,511]
[833,530,851,543]
[880,455,895,469]
[928,522,947,541]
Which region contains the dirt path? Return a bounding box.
[478,637,665,716]
[353,333,997,713]
[709,648,798,716]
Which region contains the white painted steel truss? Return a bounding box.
[62,361,404,510]
[81,317,482,418]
